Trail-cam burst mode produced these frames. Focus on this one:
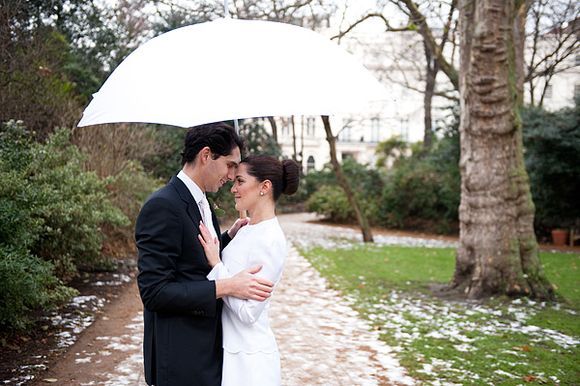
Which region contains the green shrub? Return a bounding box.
[304,159,384,224]
[0,121,133,329]
[0,121,132,328]
[380,137,460,233]
[522,100,580,231]
[0,246,77,330]
[25,126,129,279]
[306,185,354,222]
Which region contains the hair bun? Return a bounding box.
[281,159,300,195]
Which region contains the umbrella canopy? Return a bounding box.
[78,18,388,128]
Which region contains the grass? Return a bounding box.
[300,244,580,385]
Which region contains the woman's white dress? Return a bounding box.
[207,217,287,386]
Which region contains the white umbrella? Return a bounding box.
[77,18,388,128]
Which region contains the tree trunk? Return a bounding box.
[321,116,373,243]
[291,115,298,163]
[267,116,278,143]
[452,0,553,299]
[423,40,437,152]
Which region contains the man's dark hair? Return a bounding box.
[181,122,244,165]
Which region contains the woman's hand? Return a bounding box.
[227,217,250,239]
[198,221,221,267]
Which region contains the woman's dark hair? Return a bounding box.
[181,122,244,165]
[242,155,300,201]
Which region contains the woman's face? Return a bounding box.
[231,163,263,212]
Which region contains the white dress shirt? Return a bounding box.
[176,170,217,239]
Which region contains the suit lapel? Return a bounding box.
[170,176,222,238]
[170,176,203,228]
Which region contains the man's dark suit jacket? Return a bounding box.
[136,176,231,386]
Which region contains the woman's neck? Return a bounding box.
[247,201,276,225]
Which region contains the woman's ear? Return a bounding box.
[261,180,273,194]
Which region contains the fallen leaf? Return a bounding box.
[523,375,536,382]
[43,379,58,383]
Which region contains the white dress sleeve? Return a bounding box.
[208,238,285,325]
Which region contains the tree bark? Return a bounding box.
[290,115,299,163]
[399,0,459,90]
[321,116,373,243]
[267,116,278,143]
[452,0,553,299]
[423,40,437,151]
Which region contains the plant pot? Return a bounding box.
[551,229,569,246]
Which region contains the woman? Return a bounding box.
[198,155,300,386]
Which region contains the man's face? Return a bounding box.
[204,146,241,192]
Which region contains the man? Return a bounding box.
[136,122,274,386]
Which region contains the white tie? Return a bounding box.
[200,196,218,240]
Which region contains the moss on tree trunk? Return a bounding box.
[451,0,553,300]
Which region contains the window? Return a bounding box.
[306,117,316,136]
[340,126,352,142]
[280,119,289,136]
[306,156,315,173]
[371,117,380,142]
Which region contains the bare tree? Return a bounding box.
[452,0,553,299]
[321,116,373,242]
[267,116,278,142]
[333,0,459,151]
[525,0,579,107]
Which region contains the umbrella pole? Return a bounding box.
[223,1,241,217]
[233,117,245,219]
[224,0,229,18]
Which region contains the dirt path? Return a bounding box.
[29,213,419,386]
[31,281,145,386]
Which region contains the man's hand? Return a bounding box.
[215,265,274,301]
[227,217,250,239]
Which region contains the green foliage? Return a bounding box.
[304,159,384,224]
[1,0,138,134]
[208,182,238,222]
[0,121,128,281]
[0,246,77,330]
[140,126,188,180]
[0,121,132,329]
[239,121,282,158]
[379,133,460,233]
[0,27,82,135]
[522,100,580,230]
[375,136,408,168]
[306,185,354,222]
[29,127,128,279]
[305,135,459,233]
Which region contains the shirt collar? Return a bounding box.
[177,170,205,205]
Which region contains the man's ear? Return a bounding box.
[198,146,212,164]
